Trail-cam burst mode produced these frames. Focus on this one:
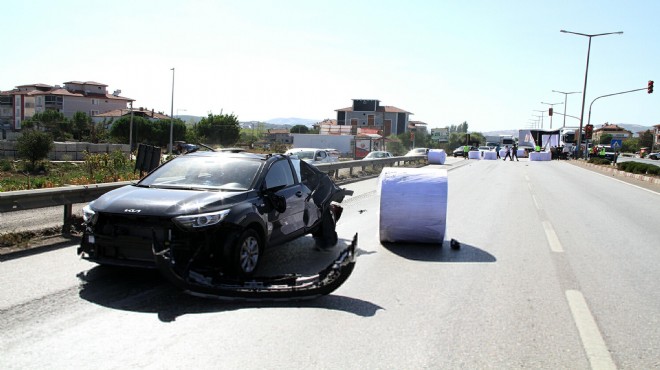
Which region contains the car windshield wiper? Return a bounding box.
[134,183,151,188]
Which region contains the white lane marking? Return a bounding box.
[565,290,617,370]
[525,175,530,182]
[542,221,563,252]
[528,183,533,192]
[532,195,541,210]
[588,169,659,196]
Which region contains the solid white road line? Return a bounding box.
[565,290,617,370]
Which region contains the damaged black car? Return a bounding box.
[78,151,355,300]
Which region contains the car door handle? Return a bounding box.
[295,191,303,197]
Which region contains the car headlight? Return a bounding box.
[82,204,98,225]
[173,209,230,230]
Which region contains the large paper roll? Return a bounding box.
[468,150,481,160]
[529,152,551,161]
[517,149,527,158]
[378,167,447,244]
[483,151,497,160]
[428,149,446,164]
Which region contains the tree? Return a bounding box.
[290,125,309,134]
[386,135,406,156]
[109,117,186,147]
[25,110,72,141]
[621,137,638,153]
[598,133,612,145]
[639,130,653,149]
[17,129,53,168]
[72,111,92,141]
[195,113,241,146]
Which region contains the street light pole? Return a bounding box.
[533,110,545,129]
[541,102,563,129]
[169,67,175,155]
[552,90,581,128]
[560,30,623,158]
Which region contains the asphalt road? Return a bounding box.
[1,157,659,369]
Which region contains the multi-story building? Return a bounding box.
[335,99,412,137]
[591,123,633,142]
[0,81,133,132]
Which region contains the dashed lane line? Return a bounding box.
[565,290,617,370]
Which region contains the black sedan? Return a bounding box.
[78,151,352,281]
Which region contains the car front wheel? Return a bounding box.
[232,229,262,277]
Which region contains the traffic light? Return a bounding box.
[549,107,553,116]
[649,80,654,94]
[584,124,593,139]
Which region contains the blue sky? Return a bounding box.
[1,0,658,132]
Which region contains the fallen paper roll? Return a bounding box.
[378,167,447,244]
[428,149,447,164]
[517,149,527,158]
[468,150,481,160]
[483,151,497,160]
[529,151,551,161]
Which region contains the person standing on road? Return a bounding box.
[496,144,501,159]
[502,145,511,161]
[511,143,519,161]
[464,145,469,159]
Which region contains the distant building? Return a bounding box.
[335,99,412,137]
[0,81,133,131]
[266,129,292,144]
[592,123,633,142]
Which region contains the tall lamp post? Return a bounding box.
[169,67,175,155]
[552,90,581,128]
[560,30,623,158]
[533,110,545,129]
[541,101,563,129]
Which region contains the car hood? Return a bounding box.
[89,184,251,216]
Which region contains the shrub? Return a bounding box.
[647,165,660,176]
[588,157,611,165]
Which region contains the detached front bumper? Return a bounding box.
[153,233,358,301]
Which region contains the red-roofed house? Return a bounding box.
[592,123,633,142]
[0,81,133,132]
[335,99,412,137]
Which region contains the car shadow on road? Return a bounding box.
[381,239,496,263]
[77,263,382,323]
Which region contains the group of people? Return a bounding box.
[500,144,518,161]
[462,144,519,161]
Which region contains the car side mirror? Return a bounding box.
[262,184,287,213]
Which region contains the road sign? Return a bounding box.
[611,139,622,150]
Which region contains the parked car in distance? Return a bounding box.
[647,152,659,160]
[453,146,478,157]
[324,148,341,160]
[404,147,429,157]
[78,151,351,277]
[363,151,393,159]
[284,148,338,164]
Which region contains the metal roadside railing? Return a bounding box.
[0,155,426,233]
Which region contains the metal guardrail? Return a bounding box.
[0,155,426,231]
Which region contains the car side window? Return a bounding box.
[264,159,295,189]
[316,151,327,160]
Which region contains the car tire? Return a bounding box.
[231,228,262,277]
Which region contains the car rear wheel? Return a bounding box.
[231,229,262,277]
